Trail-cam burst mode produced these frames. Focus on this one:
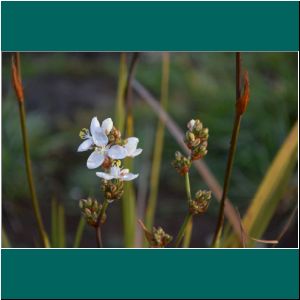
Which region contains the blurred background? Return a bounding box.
[1,52,298,247]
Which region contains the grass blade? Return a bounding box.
[115,53,127,134]
[224,122,298,247]
[51,197,58,247]
[57,202,66,248]
[145,52,170,236]
[73,217,86,248]
[122,53,139,247]
[2,228,11,248]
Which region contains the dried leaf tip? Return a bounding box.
[11,54,24,103]
[236,71,250,115]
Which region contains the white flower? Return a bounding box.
[96,166,139,181]
[187,119,195,131]
[77,117,127,169]
[124,137,143,157]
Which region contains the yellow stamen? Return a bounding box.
[112,160,121,167]
[79,128,89,139]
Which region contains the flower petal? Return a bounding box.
[95,172,115,180]
[90,117,101,137]
[122,173,139,181]
[108,145,128,159]
[101,118,113,135]
[124,137,139,156]
[131,148,143,157]
[77,138,93,152]
[92,128,108,147]
[110,166,120,178]
[87,151,105,169]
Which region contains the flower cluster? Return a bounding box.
[189,190,212,215]
[172,119,209,175]
[78,117,142,202]
[79,198,105,227]
[139,220,173,248]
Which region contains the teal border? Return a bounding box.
[1,249,299,299]
[1,1,299,51]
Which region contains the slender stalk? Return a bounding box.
[95,226,103,248]
[184,172,192,203]
[51,197,58,247]
[73,217,86,248]
[174,213,193,247]
[182,220,193,248]
[211,53,242,247]
[95,199,110,248]
[12,53,50,248]
[145,52,170,234]
[182,172,193,247]
[115,53,127,134]
[123,52,140,247]
[174,172,195,248]
[19,97,50,248]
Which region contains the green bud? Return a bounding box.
[189,190,212,215]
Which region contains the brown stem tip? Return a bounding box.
[11,55,24,103]
[236,71,250,115]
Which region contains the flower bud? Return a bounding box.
[189,190,212,215]
[199,128,209,141]
[101,179,124,202]
[108,126,122,144]
[79,198,103,227]
[186,131,195,142]
[194,119,203,132]
[175,151,182,161]
[172,152,191,175]
[187,119,196,131]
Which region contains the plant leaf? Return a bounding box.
[224,122,298,247]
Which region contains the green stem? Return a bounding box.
[185,172,192,203]
[73,217,86,248]
[182,172,193,247]
[182,220,193,248]
[19,102,50,248]
[174,213,193,247]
